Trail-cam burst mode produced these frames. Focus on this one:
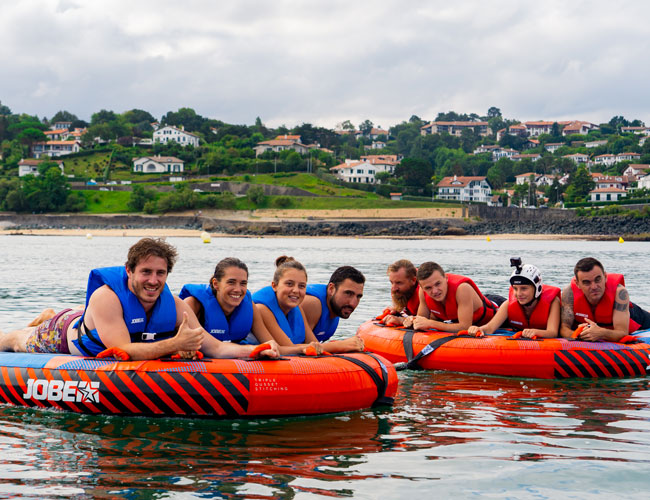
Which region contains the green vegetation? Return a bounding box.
[80,190,131,213]
[0,166,85,213]
[2,99,650,214]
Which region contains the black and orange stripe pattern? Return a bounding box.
[0,366,250,417]
[0,351,398,418]
[554,346,650,378]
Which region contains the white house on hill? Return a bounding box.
[330,160,376,183]
[133,156,184,173]
[253,135,309,156]
[32,140,81,158]
[153,126,200,147]
[18,159,64,177]
[589,187,626,202]
[436,176,492,203]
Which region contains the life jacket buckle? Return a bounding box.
[142,332,157,341]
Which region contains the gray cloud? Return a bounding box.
[1,0,648,128]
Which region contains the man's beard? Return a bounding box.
[329,295,353,319]
[392,286,415,310]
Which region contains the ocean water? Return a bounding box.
[1,235,649,498]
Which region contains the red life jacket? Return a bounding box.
[508,284,561,330]
[404,285,420,316]
[571,273,640,332]
[423,274,496,325]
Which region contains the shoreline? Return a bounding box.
[0,228,612,240]
[1,210,648,240]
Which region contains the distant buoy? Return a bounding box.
[486,236,491,242]
[86,233,92,240]
[619,236,624,243]
[201,231,211,244]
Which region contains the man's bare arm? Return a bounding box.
[559,284,576,338]
[300,294,322,330]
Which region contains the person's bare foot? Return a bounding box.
[27,308,56,327]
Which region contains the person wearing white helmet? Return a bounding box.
[468,258,561,338]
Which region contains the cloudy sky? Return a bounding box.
[1,0,649,129]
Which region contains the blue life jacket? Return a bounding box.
[179,284,253,342]
[252,286,306,343]
[306,284,339,342]
[73,266,177,356]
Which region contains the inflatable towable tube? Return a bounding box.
[0,351,397,418]
[358,320,650,379]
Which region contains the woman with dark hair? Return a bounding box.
[181,257,318,355]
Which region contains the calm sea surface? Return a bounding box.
[1,235,650,498]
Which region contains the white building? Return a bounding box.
[18,158,64,177]
[421,121,491,137]
[330,160,376,184]
[133,156,184,174]
[621,126,650,135]
[563,153,589,165]
[544,143,564,153]
[515,173,538,185]
[594,154,617,167]
[561,121,599,136]
[51,121,72,130]
[32,140,81,158]
[368,128,389,140]
[593,175,626,190]
[435,176,492,203]
[153,125,200,147]
[511,153,541,162]
[589,187,626,202]
[360,155,400,175]
[617,152,641,162]
[492,148,517,161]
[473,144,501,154]
[253,135,309,156]
[637,173,650,190]
[623,164,649,179]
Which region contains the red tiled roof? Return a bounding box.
[138,156,183,163]
[437,176,487,188]
[275,135,301,141]
[34,140,79,145]
[257,139,305,147]
[330,161,364,170]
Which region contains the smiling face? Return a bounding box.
[126,255,169,310]
[272,268,307,314]
[212,266,248,314]
[576,266,606,306]
[419,270,448,303]
[328,279,364,319]
[388,268,418,309]
[512,284,536,306]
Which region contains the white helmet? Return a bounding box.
[510,263,543,298]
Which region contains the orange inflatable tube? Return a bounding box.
[357,320,650,379]
[0,351,397,418]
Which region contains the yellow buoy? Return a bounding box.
[619,236,624,243]
[201,231,211,244]
[486,236,491,242]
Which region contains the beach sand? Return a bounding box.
[0,227,597,240]
[0,208,604,240]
